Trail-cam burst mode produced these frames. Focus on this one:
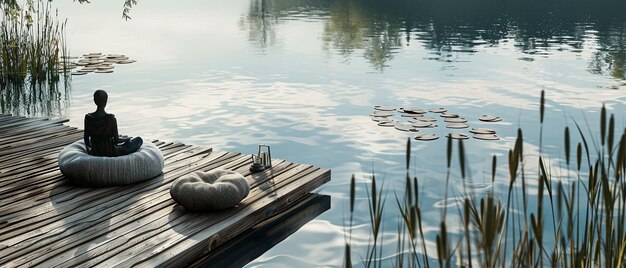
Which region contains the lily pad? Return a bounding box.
[412,121,436,128]
[399,107,427,114]
[400,113,424,118]
[116,60,136,64]
[418,116,437,122]
[474,134,500,140]
[446,123,469,129]
[370,111,394,117]
[97,65,114,70]
[429,108,447,113]
[86,60,104,65]
[109,55,129,59]
[373,105,396,111]
[71,71,88,75]
[440,113,459,118]
[444,117,467,123]
[95,69,114,73]
[479,114,502,122]
[378,121,397,127]
[414,133,439,141]
[469,128,496,134]
[447,133,469,140]
[395,123,418,132]
[371,116,393,123]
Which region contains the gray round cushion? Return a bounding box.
[170,169,250,211]
[58,140,164,187]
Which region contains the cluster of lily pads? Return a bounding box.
[57,53,136,76]
[370,105,502,141]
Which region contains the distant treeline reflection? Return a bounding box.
[241,0,626,78]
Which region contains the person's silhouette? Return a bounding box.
[83,90,143,157]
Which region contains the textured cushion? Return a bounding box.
[170,169,250,211]
[58,140,164,187]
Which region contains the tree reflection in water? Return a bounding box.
[323,0,403,71]
[589,26,626,81]
[239,0,280,51]
[240,0,626,79]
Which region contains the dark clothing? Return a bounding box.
[117,137,144,156]
[84,113,143,157]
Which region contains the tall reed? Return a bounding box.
[0,0,69,86]
[344,91,626,267]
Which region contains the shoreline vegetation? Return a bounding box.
[0,0,73,117]
[345,91,625,267]
[0,0,69,86]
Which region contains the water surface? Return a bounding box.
[2,0,626,266]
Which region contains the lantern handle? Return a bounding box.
[257,144,272,168]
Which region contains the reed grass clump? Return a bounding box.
[0,0,69,86]
[344,90,626,267]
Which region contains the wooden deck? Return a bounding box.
[0,114,331,267]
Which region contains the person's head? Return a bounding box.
[93,90,108,108]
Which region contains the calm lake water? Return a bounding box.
[2,0,626,266]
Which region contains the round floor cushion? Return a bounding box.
[170,169,250,211]
[58,140,164,187]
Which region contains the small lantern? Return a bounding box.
[250,144,272,173]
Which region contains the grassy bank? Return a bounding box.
[345,91,625,267]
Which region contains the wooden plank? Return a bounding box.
[0,115,331,267]
[91,164,320,266]
[191,193,331,268]
[0,147,63,170]
[3,153,260,267]
[0,118,72,143]
[40,160,301,268]
[0,150,232,231]
[0,121,70,142]
[0,151,59,174]
[0,158,61,184]
[0,117,53,131]
[0,125,75,148]
[5,159,290,266]
[0,141,185,188]
[0,132,83,161]
[0,151,239,247]
[0,117,67,132]
[0,168,64,201]
[112,167,330,267]
[0,144,202,215]
[0,116,29,125]
[0,129,82,156]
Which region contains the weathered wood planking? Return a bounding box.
[0,115,331,267]
[191,193,331,268]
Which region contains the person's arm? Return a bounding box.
[83,116,91,151]
[111,116,130,143]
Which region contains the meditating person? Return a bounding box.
[84,89,143,157]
